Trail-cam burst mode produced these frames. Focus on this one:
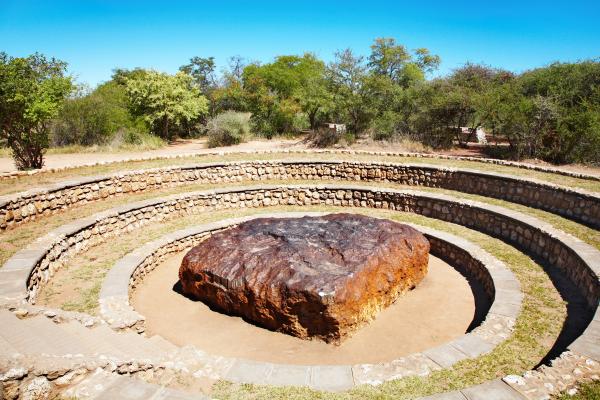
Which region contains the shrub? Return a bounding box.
[52,81,147,146]
[206,111,251,148]
[110,129,165,150]
[306,125,354,148]
[371,111,401,140]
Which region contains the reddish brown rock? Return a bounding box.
[179,213,430,343]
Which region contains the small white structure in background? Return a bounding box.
[324,123,347,134]
[459,127,488,144]
[476,127,487,144]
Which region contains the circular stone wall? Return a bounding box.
[1,153,598,400]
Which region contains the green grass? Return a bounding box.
[556,380,600,399]
[1,151,599,196]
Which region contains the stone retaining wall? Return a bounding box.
[99,215,501,332]
[1,160,599,231]
[98,213,518,387]
[2,184,599,397]
[3,185,594,311]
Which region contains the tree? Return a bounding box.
[179,56,217,94]
[225,55,246,82]
[327,49,373,133]
[478,60,600,163]
[368,38,440,87]
[242,53,330,135]
[518,60,600,163]
[125,70,208,140]
[0,52,73,169]
[52,80,147,146]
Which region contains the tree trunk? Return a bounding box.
[163,116,170,140]
[309,108,319,130]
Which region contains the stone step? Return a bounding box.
[86,328,164,361]
[0,334,20,358]
[64,369,210,399]
[71,323,144,360]
[147,335,179,355]
[20,316,91,356]
[62,369,125,399]
[60,322,129,359]
[0,310,56,355]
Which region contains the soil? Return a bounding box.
[132,251,475,365]
[2,137,599,176]
[0,138,305,173]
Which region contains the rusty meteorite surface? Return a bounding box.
[179,213,430,343]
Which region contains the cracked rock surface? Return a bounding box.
[179,213,430,343]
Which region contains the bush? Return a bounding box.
[206,111,251,148]
[52,81,148,146]
[306,125,354,148]
[371,111,401,140]
[110,129,165,150]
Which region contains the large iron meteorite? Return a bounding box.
[179,213,430,343]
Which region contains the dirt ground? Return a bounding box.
[132,252,475,365]
[0,138,305,173]
[2,137,599,176]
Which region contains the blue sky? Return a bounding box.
[1,0,599,87]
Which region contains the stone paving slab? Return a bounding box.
[95,375,161,400]
[265,364,311,387]
[488,301,522,319]
[461,379,526,400]
[569,335,600,362]
[224,359,274,385]
[309,365,355,391]
[423,343,468,369]
[352,353,442,385]
[420,391,467,399]
[449,334,495,358]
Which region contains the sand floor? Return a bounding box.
[132,252,475,365]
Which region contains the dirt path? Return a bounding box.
[132,252,474,365]
[3,137,597,176]
[0,138,307,173]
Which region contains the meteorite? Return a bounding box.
[179,213,429,343]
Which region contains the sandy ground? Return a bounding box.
[0,138,306,173]
[132,252,475,365]
[2,137,599,176]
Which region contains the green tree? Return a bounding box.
[368,38,440,87]
[125,70,208,140]
[52,80,147,146]
[327,49,373,134]
[242,53,329,135]
[518,60,600,163]
[479,60,600,163]
[179,56,217,94]
[0,52,73,169]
